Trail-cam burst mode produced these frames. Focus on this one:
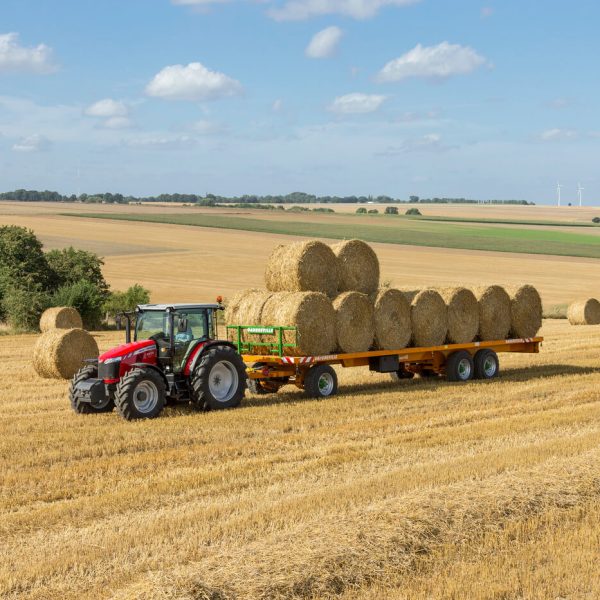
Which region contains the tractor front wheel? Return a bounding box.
[69,365,114,414]
[191,345,247,410]
[114,368,166,420]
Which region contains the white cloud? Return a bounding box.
[103,116,133,130]
[329,93,387,114]
[192,119,224,135]
[539,128,577,141]
[84,98,129,118]
[306,26,343,58]
[269,0,419,21]
[0,33,57,74]
[126,134,197,150]
[12,134,51,152]
[377,42,487,83]
[377,133,450,155]
[146,62,243,101]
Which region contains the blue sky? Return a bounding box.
[0,0,598,203]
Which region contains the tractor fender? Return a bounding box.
[129,362,169,387]
[185,340,240,376]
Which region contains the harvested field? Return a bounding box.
[3,319,599,598]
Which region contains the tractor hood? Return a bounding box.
[99,339,156,363]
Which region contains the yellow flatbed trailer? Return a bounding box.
[227,326,543,398]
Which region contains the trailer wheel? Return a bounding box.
[115,368,166,420]
[191,345,247,410]
[304,365,338,398]
[474,349,499,379]
[69,365,114,414]
[446,351,474,382]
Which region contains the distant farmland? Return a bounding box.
[67,211,600,259]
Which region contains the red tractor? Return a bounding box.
[69,303,247,420]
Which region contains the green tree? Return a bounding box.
[384,206,399,215]
[51,280,106,329]
[1,284,50,331]
[46,247,109,297]
[367,209,379,214]
[356,207,367,214]
[406,208,422,216]
[103,284,151,318]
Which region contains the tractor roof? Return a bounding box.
[137,303,221,312]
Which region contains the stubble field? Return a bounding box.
[1,319,600,599]
[1,201,600,598]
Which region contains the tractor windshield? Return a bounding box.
[135,310,170,341]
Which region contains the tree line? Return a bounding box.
[0,226,150,332]
[0,189,533,206]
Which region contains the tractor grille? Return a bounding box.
[99,361,120,381]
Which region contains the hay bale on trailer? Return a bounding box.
[567,298,600,325]
[225,290,274,344]
[333,291,374,353]
[33,328,98,379]
[437,287,479,344]
[39,307,83,332]
[265,241,339,297]
[370,288,411,350]
[401,289,448,348]
[473,285,511,341]
[509,285,543,338]
[261,292,336,356]
[331,239,380,295]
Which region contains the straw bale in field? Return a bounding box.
[473,285,511,340]
[509,285,543,338]
[401,289,448,347]
[33,328,98,380]
[331,239,379,295]
[437,287,479,344]
[261,291,336,356]
[265,241,339,297]
[39,306,82,332]
[225,290,274,344]
[371,288,411,350]
[333,291,374,353]
[567,298,600,325]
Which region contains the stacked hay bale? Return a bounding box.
[437,287,479,344]
[473,285,512,341]
[509,285,543,338]
[333,291,374,353]
[401,289,448,347]
[332,240,380,295]
[370,288,411,350]
[567,298,600,325]
[40,307,83,332]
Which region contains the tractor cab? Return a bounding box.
[70,301,247,420]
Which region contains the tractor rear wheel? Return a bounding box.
[70,365,114,414]
[191,345,247,410]
[114,368,166,420]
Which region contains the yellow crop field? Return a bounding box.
[1,319,600,599]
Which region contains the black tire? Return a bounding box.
[69,365,114,414]
[114,368,166,420]
[446,350,475,382]
[247,362,288,395]
[474,349,499,380]
[191,345,247,410]
[390,364,415,381]
[304,365,338,398]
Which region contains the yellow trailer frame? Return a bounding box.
[243,337,543,397]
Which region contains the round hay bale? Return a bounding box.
[33,328,98,380]
[567,298,600,325]
[39,306,82,332]
[226,290,274,345]
[509,285,543,338]
[401,289,448,347]
[331,239,380,295]
[265,241,339,297]
[332,291,375,353]
[370,288,411,350]
[261,292,336,356]
[473,285,511,341]
[437,287,479,344]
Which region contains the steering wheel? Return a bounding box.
[149,332,167,342]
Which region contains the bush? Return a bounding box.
[593,217,600,224]
[356,207,367,214]
[384,206,399,215]
[368,209,379,214]
[104,284,151,318]
[312,208,335,213]
[406,208,422,216]
[51,280,106,329]
[1,284,50,331]
[46,247,109,296]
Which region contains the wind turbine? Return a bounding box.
[557,182,562,206]
[578,183,584,207]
